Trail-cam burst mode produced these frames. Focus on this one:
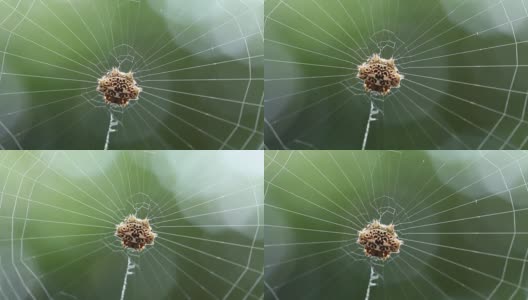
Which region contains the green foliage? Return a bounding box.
[0,0,263,149]
[265,0,528,149]
[265,151,528,299]
[0,151,263,299]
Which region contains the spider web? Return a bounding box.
[265,0,528,150]
[0,0,263,150]
[264,150,528,299]
[0,151,263,299]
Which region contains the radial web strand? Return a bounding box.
[0,151,264,299]
[265,150,528,299]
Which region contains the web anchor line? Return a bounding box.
[120,256,135,300]
[364,265,380,300]
[104,113,119,150]
[362,101,380,150]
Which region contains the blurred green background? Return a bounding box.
[0,151,263,299]
[265,0,528,150]
[265,151,528,299]
[0,0,263,150]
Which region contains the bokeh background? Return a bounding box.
[0,0,263,150]
[265,0,528,149]
[265,151,528,299]
[0,151,263,299]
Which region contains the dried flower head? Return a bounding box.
[357,219,403,260]
[357,54,403,96]
[115,215,157,251]
[97,67,142,107]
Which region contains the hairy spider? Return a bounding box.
[357,219,402,261]
[115,215,157,251]
[357,54,403,96]
[97,67,142,107]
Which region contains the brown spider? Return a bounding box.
[115,215,157,251]
[357,54,403,96]
[97,67,142,107]
[357,219,403,261]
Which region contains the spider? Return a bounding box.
[97,67,142,107]
[115,215,157,251]
[357,219,403,261]
[357,54,403,96]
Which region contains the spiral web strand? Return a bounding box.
[0,0,263,149]
[264,150,528,299]
[0,151,264,299]
[265,0,528,149]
